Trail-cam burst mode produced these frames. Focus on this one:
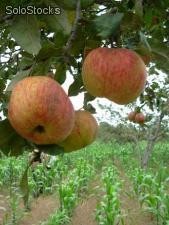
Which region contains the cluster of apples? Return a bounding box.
[8,76,98,153]
[8,47,147,153]
[128,111,146,124]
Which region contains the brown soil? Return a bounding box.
[70,179,101,225]
[19,195,59,225]
[70,197,97,225]
[116,161,154,225]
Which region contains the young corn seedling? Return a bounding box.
[95,166,124,225]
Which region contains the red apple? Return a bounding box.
[135,112,145,124]
[82,47,147,105]
[8,76,75,145]
[58,110,98,152]
[128,111,137,122]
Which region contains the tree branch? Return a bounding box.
[63,0,81,57]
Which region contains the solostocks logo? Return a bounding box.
[5,5,61,15]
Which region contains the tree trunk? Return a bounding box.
[141,113,164,169]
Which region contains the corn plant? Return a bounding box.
[130,167,169,225]
[95,166,124,225]
[41,209,70,225]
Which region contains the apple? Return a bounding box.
[128,111,137,122]
[58,110,98,152]
[8,76,75,145]
[135,112,145,124]
[82,47,147,105]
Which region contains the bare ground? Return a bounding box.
[70,179,101,225]
[19,195,59,225]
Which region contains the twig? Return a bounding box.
[63,0,81,56]
[89,7,108,14]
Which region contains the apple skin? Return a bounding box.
[128,111,137,122]
[135,112,145,124]
[82,47,147,105]
[58,110,98,152]
[8,76,75,145]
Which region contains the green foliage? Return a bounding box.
[9,15,41,55]
[0,119,28,157]
[20,166,29,209]
[94,13,124,38]
[130,167,169,224]
[42,209,70,225]
[54,63,67,84]
[96,166,124,225]
[98,121,146,143]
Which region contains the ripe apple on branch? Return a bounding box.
[82,47,147,105]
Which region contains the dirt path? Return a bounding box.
[70,178,101,225]
[115,161,154,225]
[70,197,97,225]
[19,195,59,225]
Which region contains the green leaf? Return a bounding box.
[43,7,73,36]
[83,103,96,114]
[54,63,67,84]
[31,59,51,75]
[121,12,142,31]
[139,32,151,51]
[18,57,34,70]
[68,75,83,96]
[54,0,94,9]
[9,15,41,55]
[53,0,76,9]
[36,41,61,62]
[0,78,6,96]
[6,69,31,92]
[70,27,86,56]
[0,119,27,156]
[94,13,124,38]
[83,92,95,107]
[35,144,64,156]
[20,166,30,210]
[85,39,101,49]
[81,0,94,8]
[144,8,153,27]
[149,38,169,73]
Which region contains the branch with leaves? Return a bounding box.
[63,0,81,60]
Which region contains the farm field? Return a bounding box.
[0,141,169,225]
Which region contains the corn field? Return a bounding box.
[0,141,169,225]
